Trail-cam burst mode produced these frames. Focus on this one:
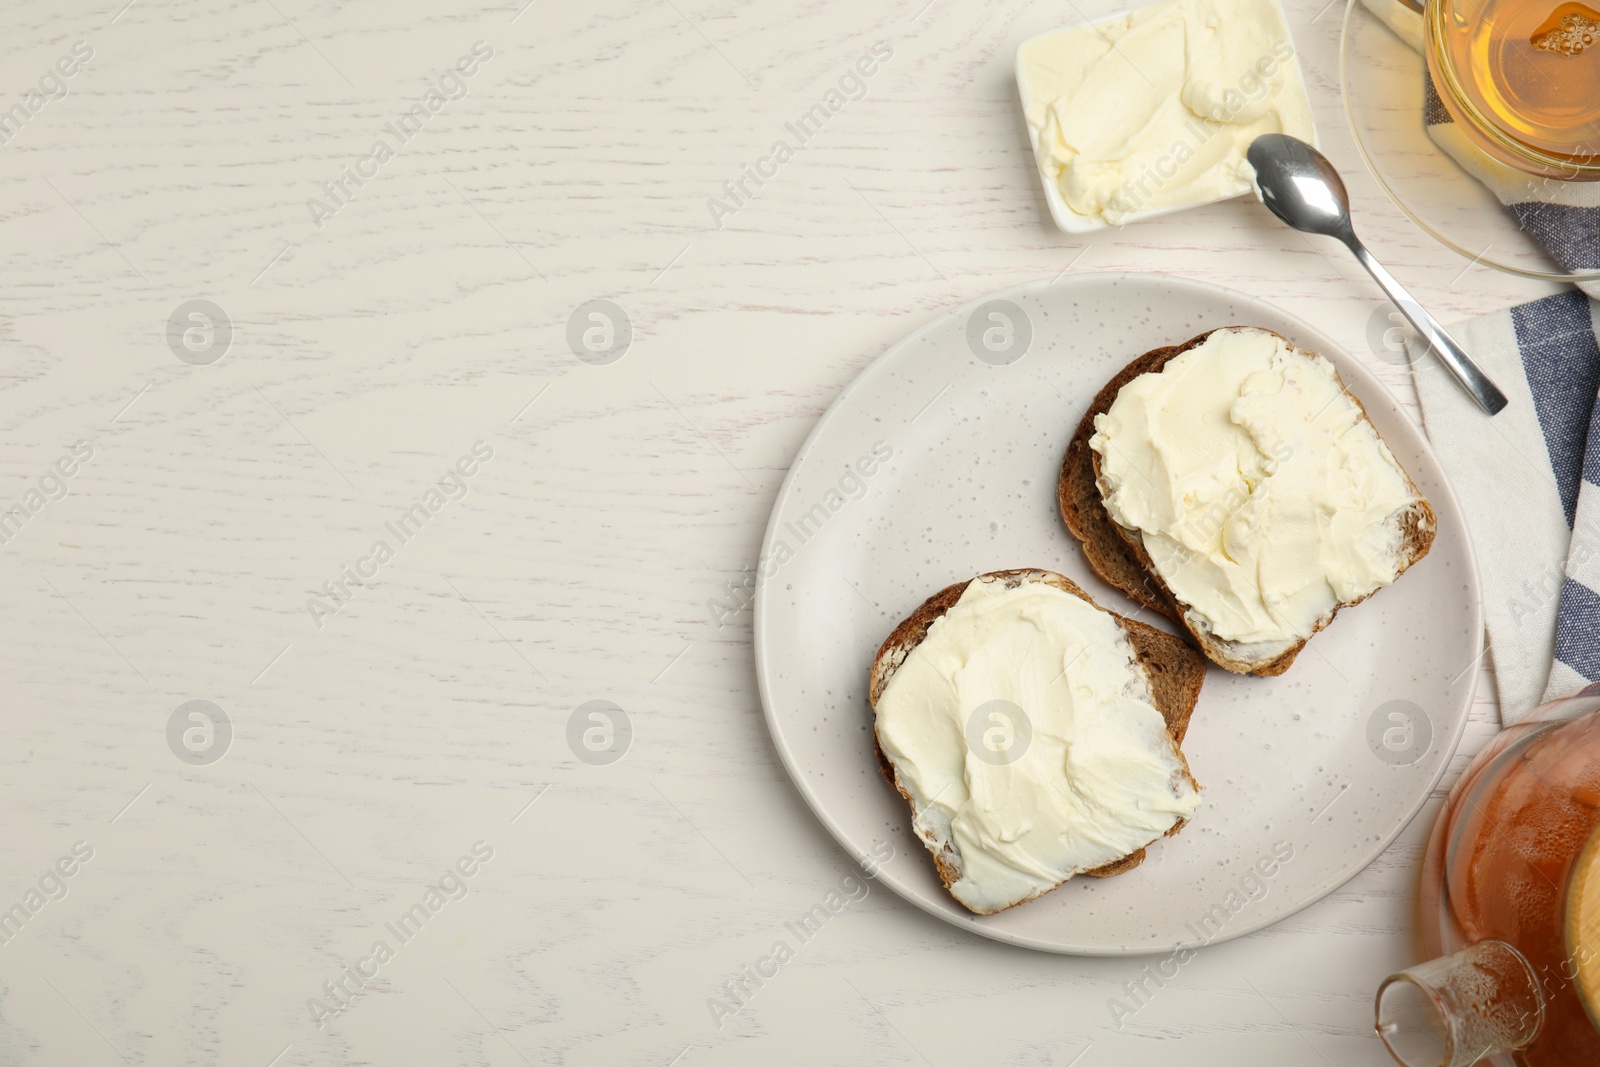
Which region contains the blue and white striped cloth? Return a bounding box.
[1364,0,1600,721]
[1411,293,1600,723]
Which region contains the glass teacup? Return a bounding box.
[1424,0,1600,179]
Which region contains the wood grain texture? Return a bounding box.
[0,0,1530,1063]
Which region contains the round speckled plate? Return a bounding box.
[753,272,1481,955]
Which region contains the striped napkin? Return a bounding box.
[1408,292,1600,724]
[1363,0,1600,722]
[1360,0,1600,298]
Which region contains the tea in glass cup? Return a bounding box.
[1425,0,1600,178]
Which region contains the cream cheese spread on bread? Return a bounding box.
[873,576,1200,915]
[1089,327,1419,653]
[1017,0,1314,225]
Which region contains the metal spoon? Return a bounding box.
[1246,133,1508,416]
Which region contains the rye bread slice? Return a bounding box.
[1058,328,1438,676]
[868,568,1206,914]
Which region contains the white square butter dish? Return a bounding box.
[1015,0,1317,234]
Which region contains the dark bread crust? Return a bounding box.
[1058,328,1438,677]
[1057,336,1208,624]
[867,568,1206,913]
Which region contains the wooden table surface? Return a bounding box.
[0,0,1563,1063]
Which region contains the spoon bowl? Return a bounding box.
[1248,133,1355,240]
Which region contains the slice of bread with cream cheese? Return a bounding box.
[868,569,1205,916]
[1059,326,1436,676]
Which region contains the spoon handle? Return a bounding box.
[1348,240,1509,415]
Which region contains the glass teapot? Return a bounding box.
[1377,682,1600,1066]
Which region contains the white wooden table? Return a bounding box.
[0,1,1562,1063]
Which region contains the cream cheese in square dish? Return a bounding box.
[1016,0,1316,232]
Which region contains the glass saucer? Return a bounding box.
[1340,0,1600,283]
